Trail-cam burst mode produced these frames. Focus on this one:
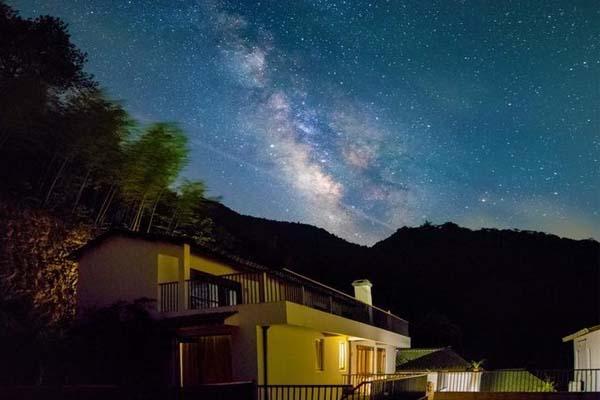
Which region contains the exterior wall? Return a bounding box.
[225,302,288,383]
[573,330,600,369]
[77,236,179,313]
[190,254,238,276]
[223,300,409,385]
[77,235,241,314]
[267,324,348,384]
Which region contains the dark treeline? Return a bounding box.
[0,2,212,240]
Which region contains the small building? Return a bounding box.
[396,347,479,392]
[74,230,410,387]
[563,325,600,369]
[396,347,471,372]
[563,325,600,392]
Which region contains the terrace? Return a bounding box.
[158,268,408,336]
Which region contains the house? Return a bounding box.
[396,347,471,372]
[74,230,410,387]
[563,325,600,392]
[396,347,480,392]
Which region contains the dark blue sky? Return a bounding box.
[12,0,600,244]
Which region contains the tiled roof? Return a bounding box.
[397,347,471,372]
[71,229,269,273]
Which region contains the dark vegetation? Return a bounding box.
[0,1,598,386]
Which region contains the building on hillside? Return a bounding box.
[74,230,410,387]
[563,325,600,392]
[396,347,479,392]
[396,347,471,372]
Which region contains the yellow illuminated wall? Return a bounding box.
[266,325,348,384]
[190,254,239,276]
[158,254,179,283]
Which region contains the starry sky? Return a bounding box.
[12,0,600,245]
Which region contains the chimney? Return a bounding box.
[352,279,373,305]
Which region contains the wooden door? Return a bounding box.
[356,345,374,374]
[376,348,386,373]
[180,335,233,386]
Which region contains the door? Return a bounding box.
[356,345,374,374]
[179,335,233,386]
[376,348,386,373]
[575,339,590,369]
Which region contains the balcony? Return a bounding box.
[158,270,408,336]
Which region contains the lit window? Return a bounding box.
[315,339,324,370]
[339,342,347,370]
[376,348,386,373]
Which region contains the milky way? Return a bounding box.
[12,0,600,244]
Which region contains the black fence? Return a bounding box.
[159,270,408,336]
[435,369,600,393]
[258,376,427,400]
[258,384,351,400]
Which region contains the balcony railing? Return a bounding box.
[158,270,408,336]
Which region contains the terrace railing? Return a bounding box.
[435,369,600,393]
[258,384,352,400]
[259,376,427,400]
[342,373,423,388]
[158,269,409,336]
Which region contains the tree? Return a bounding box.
[0,2,95,151]
[120,123,189,231]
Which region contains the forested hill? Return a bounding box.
[197,200,369,280]
[200,202,600,369]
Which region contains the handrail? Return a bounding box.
[283,267,408,323]
[158,271,409,335]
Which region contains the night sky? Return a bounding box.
[12,0,600,245]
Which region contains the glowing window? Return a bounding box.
[339,342,347,370]
[376,348,386,373]
[315,339,324,370]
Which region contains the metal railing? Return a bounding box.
[435,369,600,393]
[158,270,409,336]
[344,374,427,399]
[158,281,178,312]
[258,384,352,400]
[258,375,427,400]
[342,373,422,388]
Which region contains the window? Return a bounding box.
[338,342,347,370]
[315,339,324,370]
[376,348,386,373]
